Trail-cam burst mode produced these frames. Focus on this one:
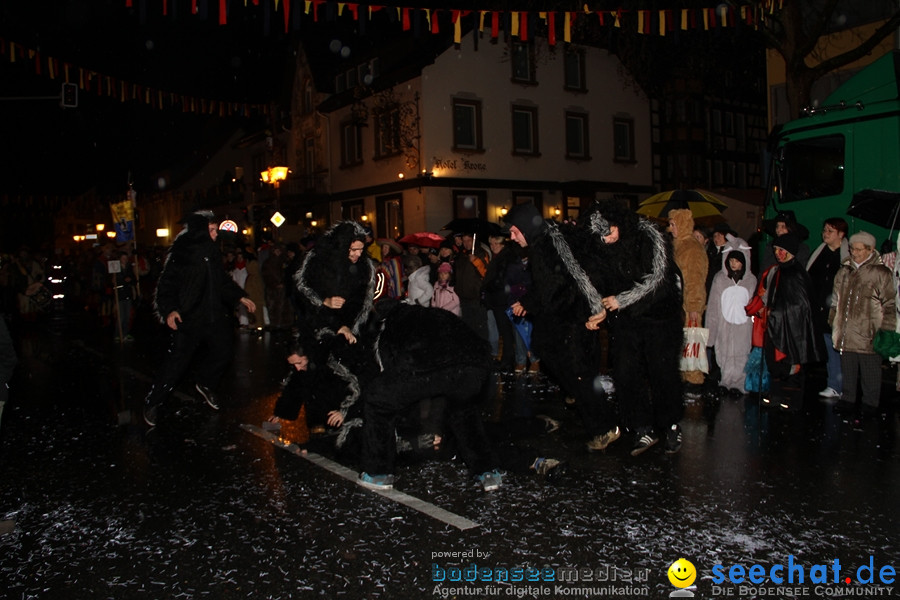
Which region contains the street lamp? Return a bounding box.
[260,166,289,186]
[261,166,289,239]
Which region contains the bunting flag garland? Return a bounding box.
[114,0,776,41]
[1,0,777,118]
[0,37,270,117]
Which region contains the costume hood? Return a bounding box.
[667,209,695,241]
[175,210,216,245]
[503,203,544,244]
[719,236,752,275]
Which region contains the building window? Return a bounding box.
[343,200,365,222]
[613,116,635,163]
[341,121,363,167]
[376,194,403,239]
[512,105,539,156]
[512,192,543,215]
[453,98,483,151]
[565,112,590,159]
[453,190,487,219]
[335,74,346,94]
[511,42,536,84]
[374,106,402,159]
[564,48,586,92]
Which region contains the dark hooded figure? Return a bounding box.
[580,200,685,456]
[143,210,255,426]
[293,221,377,438]
[271,296,503,492]
[503,203,620,453]
[357,300,501,491]
[763,233,826,379]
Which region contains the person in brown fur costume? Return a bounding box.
[668,208,709,390]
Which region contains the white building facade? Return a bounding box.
[304,31,653,239]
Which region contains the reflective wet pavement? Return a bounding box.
[2,311,899,599]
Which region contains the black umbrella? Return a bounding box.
[441,218,503,238]
[847,189,900,228]
[441,218,503,255]
[848,189,900,252]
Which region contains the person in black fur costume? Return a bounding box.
[142,210,255,427]
[357,300,502,491]
[292,221,377,440]
[270,295,503,491]
[503,203,621,453]
[581,200,685,456]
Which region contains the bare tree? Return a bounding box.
[759,0,900,118]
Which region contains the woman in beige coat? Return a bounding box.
[829,231,896,416]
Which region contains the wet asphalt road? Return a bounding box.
[1,309,899,600]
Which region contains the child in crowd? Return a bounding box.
[432,262,461,316]
[706,240,756,396]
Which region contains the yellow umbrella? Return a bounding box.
[637,189,728,219]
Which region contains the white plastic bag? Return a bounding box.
[680,327,710,373]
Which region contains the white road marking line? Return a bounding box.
[240,423,480,531]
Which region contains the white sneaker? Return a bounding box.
[818,387,841,399]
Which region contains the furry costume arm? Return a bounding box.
[614,220,669,312]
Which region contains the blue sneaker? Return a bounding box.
[358,472,394,490]
[476,469,503,492]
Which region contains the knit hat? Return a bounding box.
[773,233,800,256]
[503,203,544,244]
[438,262,453,273]
[849,231,877,249]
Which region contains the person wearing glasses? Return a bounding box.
[829,231,895,423]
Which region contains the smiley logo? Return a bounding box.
[667,558,696,588]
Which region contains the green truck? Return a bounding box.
[767,49,900,252]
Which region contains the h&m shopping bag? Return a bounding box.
[680,326,709,373]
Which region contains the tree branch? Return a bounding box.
[810,10,900,81]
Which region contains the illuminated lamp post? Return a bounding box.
[261,166,289,239]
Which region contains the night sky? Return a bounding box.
[0,1,294,197]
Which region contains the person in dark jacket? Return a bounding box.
[143,211,255,426]
[504,203,619,453]
[452,232,490,342]
[481,236,525,372]
[582,200,685,456]
[357,300,502,491]
[806,217,849,400]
